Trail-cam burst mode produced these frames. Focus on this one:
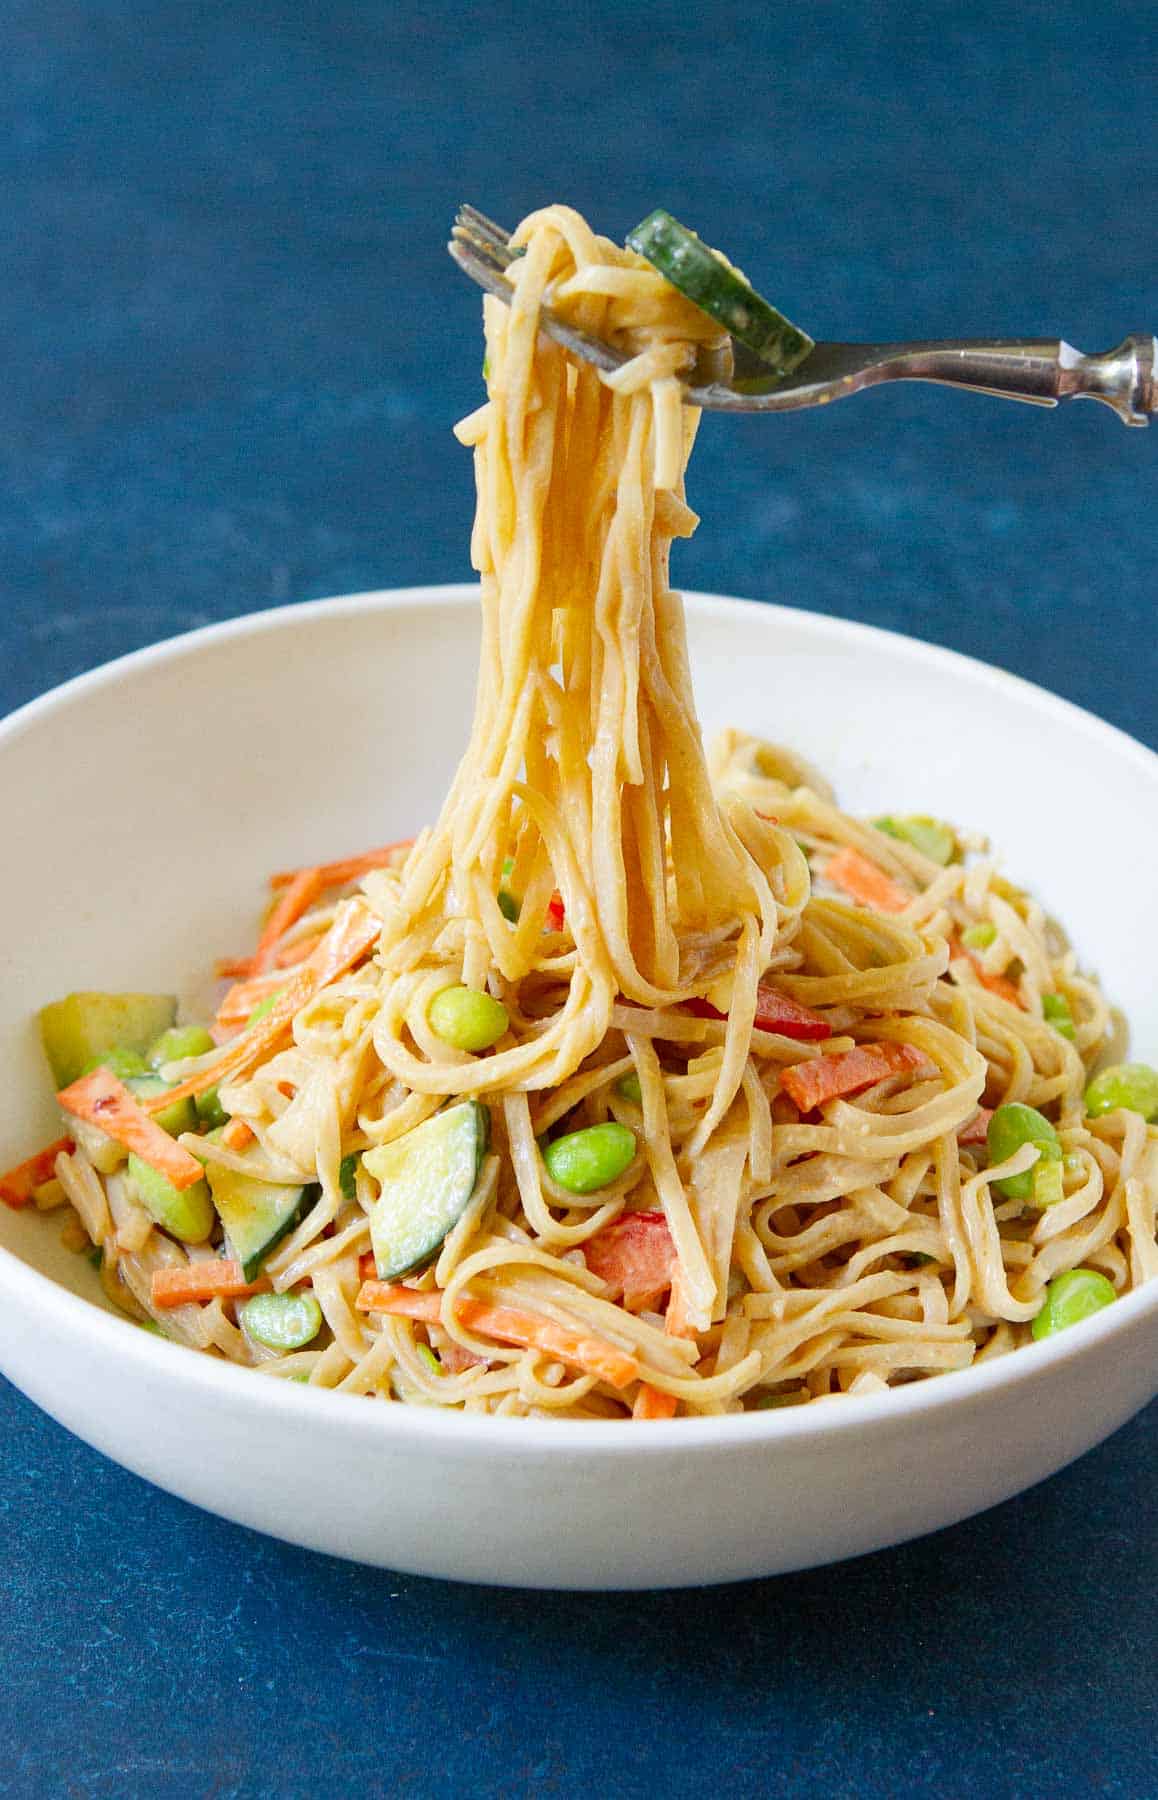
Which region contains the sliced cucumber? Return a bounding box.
[364,1101,489,1281]
[125,1076,198,1139]
[40,992,177,1089]
[195,1086,229,1131]
[206,1165,308,1280]
[127,1152,215,1244]
[626,210,814,375]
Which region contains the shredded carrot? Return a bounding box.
[274,933,324,969]
[56,1068,207,1190]
[251,866,326,975]
[664,1270,697,1339]
[948,937,1024,1009]
[583,1210,675,1310]
[213,969,287,1035]
[355,1281,639,1389]
[958,1106,993,1146]
[780,1042,932,1113]
[270,840,415,891]
[825,846,912,915]
[633,1383,678,1420]
[545,889,566,932]
[151,1260,269,1308]
[151,899,381,1109]
[0,1137,74,1210]
[221,1117,255,1151]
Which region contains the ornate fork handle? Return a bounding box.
[847,334,1156,425]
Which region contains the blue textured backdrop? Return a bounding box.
[1,3,1155,1796]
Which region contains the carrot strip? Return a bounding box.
[948,937,1024,1009]
[825,846,912,915]
[355,1282,639,1389]
[270,840,415,891]
[958,1106,993,1147]
[56,1069,207,1190]
[545,890,566,933]
[0,1137,74,1211]
[213,969,287,1035]
[780,1042,932,1113]
[251,866,326,975]
[633,1383,678,1420]
[151,1260,269,1308]
[151,899,380,1109]
[274,933,324,969]
[221,1117,255,1151]
[664,1270,697,1339]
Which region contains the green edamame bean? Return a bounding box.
[1031,1268,1116,1340]
[1084,1062,1158,1123]
[428,984,509,1052]
[239,1290,323,1350]
[147,1024,216,1068]
[986,1103,1063,1206]
[961,921,997,951]
[1041,993,1075,1041]
[543,1122,636,1194]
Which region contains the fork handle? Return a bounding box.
[890,334,1157,426]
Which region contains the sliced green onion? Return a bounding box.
[873,815,956,865]
[497,889,520,923]
[961,921,997,951]
[339,1153,359,1201]
[240,1291,323,1351]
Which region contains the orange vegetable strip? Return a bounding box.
[664,1270,697,1339]
[947,937,1024,1009]
[780,1042,930,1113]
[270,840,415,891]
[221,1117,255,1151]
[633,1383,678,1420]
[151,1261,269,1308]
[56,1069,207,1190]
[215,927,324,983]
[213,969,287,1034]
[0,1137,74,1210]
[825,846,911,915]
[583,1210,675,1311]
[545,890,566,932]
[151,900,380,1109]
[251,866,326,975]
[355,1282,639,1389]
[274,933,324,969]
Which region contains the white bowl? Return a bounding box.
[1,586,1155,1589]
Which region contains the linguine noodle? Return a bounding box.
[23,204,1157,1417]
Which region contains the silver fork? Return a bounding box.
[450,205,1156,427]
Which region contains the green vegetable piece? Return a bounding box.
[626,209,814,375]
[79,1047,150,1082]
[873,815,956,865]
[246,991,283,1027]
[38,992,177,1088]
[1031,1268,1117,1340]
[195,1086,229,1131]
[543,1121,637,1195]
[961,921,998,951]
[416,1342,441,1375]
[616,1072,643,1105]
[125,1076,198,1139]
[1042,993,1076,1041]
[147,1024,215,1069]
[365,1100,489,1280]
[497,889,520,923]
[1084,1063,1158,1123]
[986,1103,1063,1204]
[127,1152,215,1244]
[206,1165,307,1280]
[339,1153,359,1201]
[239,1290,323,1351]
[427,984,509,1052]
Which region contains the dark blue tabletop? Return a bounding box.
[2,3,1155,1795]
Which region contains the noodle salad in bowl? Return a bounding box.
[5,204,1156,1423]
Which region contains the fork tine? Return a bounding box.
[448,232,630,379]
[456,204,512,248]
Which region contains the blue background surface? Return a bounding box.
[1,2,1154,1795]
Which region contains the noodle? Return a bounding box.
[22,204,1157,1417]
